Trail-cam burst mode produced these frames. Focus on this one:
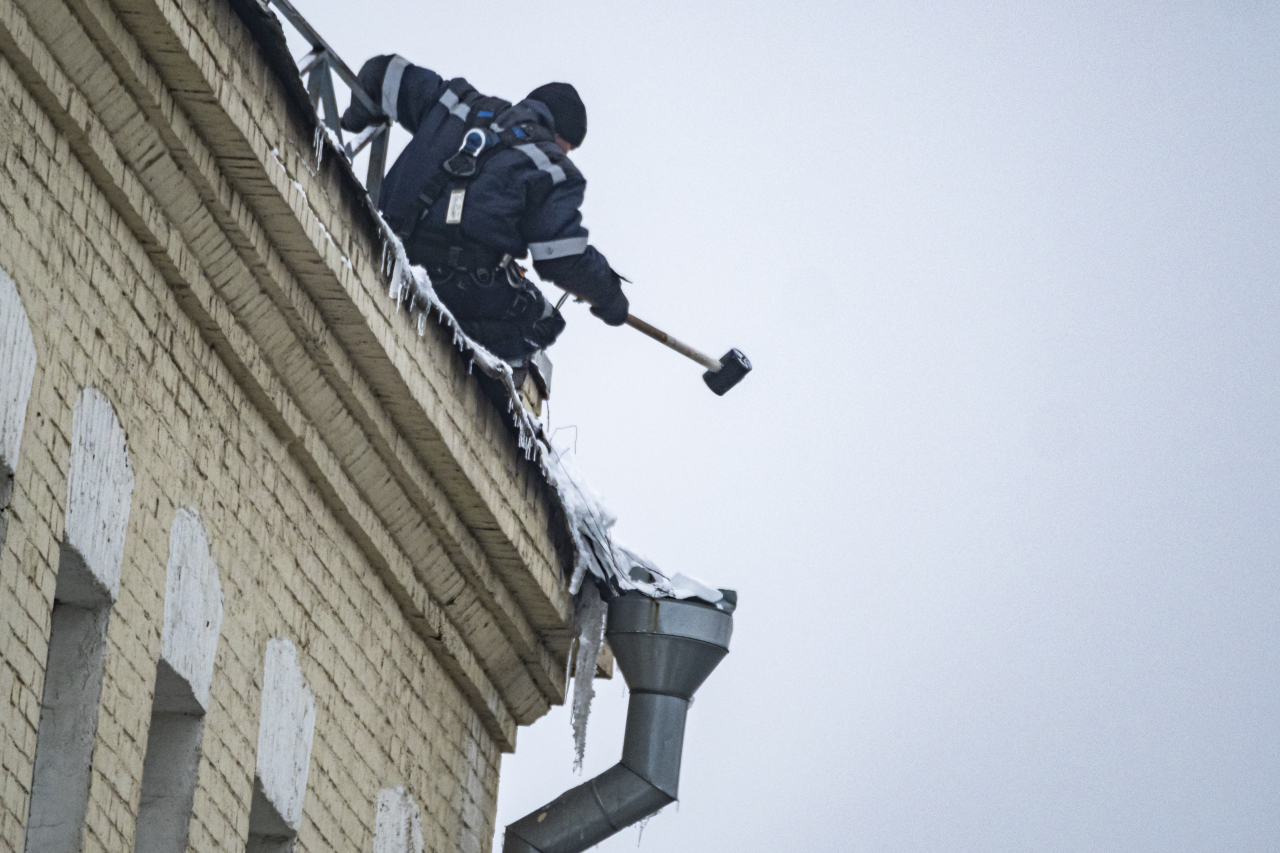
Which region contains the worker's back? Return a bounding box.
[342,57,630,362]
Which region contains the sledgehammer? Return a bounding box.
[554,287,752,394]
[624,314,752,396]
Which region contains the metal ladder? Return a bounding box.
[267,0,392,205]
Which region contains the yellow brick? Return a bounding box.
[0,0,581,849]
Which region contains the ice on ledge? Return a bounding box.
[368,205,733,612]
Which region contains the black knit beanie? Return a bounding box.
[526,83,587,147]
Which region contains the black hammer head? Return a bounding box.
[702,348,752,396]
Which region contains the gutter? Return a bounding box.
[504,593,733,853]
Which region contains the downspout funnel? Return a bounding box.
[503,593,733,853]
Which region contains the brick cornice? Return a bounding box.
[0,0,574,748]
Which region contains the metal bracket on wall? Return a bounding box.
[266,0,392,206]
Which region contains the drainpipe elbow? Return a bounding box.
[502,594,733,853]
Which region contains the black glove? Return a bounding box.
[340,55,393,133]
[590,289,630,326]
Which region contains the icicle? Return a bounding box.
[567,531,590,595]
[416,312,427,336]
[313,126,324,166]
[563,635,578,700]
[636,815,653,846]
[570,583,607,773]
[389,254,404,302]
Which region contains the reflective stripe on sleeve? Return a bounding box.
[515,143,567,184]
[438,87,471,121]
[514,143,565,183]
[528,236,589,261]
[382,55,409,121]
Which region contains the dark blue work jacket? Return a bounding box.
[378,60,620,307]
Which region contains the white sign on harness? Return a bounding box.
[445,188,466,224]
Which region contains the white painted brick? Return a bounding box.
[162,506,223,710]
[64,387,135,602]
[257,637,316,832]
[0,265,37,488]
[374,787,424,853]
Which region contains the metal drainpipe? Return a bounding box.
[503,592,733,853]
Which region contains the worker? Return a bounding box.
[340,56,630,362]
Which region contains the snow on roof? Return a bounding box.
[375,218,735,612]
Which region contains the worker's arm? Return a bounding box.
[522,163,629,325]
[537,249,628,325]
[341,55,447,135]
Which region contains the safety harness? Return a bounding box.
[391,80,558,272]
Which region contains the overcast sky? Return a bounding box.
[283,2,1279,850]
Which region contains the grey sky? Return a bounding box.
[284,1,1279,850]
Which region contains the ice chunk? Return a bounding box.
[540,439,733,611]
[570,582,607,772]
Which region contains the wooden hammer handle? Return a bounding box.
[553,284,722,372]
[625,314,722,372]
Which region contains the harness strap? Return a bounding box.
[391,87,514,241]
[469,95,511,127]
[394,124,550,247]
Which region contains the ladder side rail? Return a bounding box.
[267,0,393,202]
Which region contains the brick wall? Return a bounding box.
[0,0,574,850]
